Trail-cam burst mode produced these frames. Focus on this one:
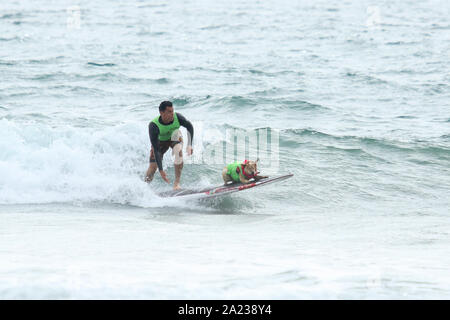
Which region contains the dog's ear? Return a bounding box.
[246,160,255,167]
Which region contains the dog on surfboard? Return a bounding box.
[222,159,268,185]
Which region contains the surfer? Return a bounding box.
[145,101,194,190]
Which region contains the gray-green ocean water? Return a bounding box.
[0,0,449,298]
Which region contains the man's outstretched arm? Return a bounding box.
[149,122,163,171]
[176,113,194,147]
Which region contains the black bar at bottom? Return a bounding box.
[0,300,445,319]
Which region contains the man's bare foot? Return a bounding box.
[173,184,181,190]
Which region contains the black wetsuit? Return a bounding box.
[148,112,194,171]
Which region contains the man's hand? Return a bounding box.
[159,170,170,184]
[186,145,193,156]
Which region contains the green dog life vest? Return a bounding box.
[152,113,180,141]
[227,161,245,182]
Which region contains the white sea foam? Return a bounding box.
[0,118,205,208]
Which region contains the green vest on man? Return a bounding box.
[151,112,180,141]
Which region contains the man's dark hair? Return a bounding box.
[159,101,173,112]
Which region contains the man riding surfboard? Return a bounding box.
[145,101,194,190]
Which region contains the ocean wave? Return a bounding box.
[281,128,450,161]
[27,72,66,81]
[0,119,241,208]
[136,3,167,9]
[26,56,65,64]
[0,60,15,66]
[249,87,288,96]
[423,83,448,95]
[171,97,191,107]
[0,13,24,19]
[278,100,327,111]
[199,24,226,30]
[279,129,387,162]
[385,41,421,46]
[50,85,107,95]
[24,71,171,85]
[0,36,22,42]
[207,96,327,113]
[396,116,417,119]
[87,62,117,67]
[154,77,170,84]
[0,119,156,205]
[344,71,389,85]
[216,95,258,107]
[0,56,64,66]
[431,24,450,30]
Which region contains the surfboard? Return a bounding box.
[158,173,294,198]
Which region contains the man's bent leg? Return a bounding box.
[145,162,158,182]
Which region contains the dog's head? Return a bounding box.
[242,159,259,177]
